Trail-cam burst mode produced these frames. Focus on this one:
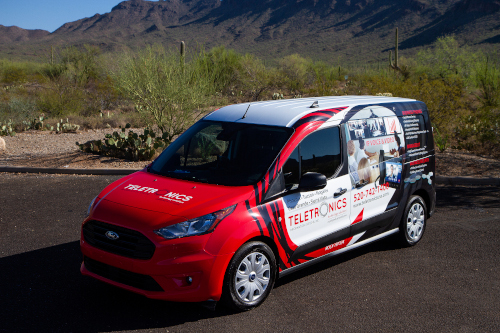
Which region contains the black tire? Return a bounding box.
[397,195,427,247]
[221,241,277,311]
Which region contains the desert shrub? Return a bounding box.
[114,45,216,142]
[196,46,243,94]
[414,36,481,87]
[454,108,500,155]
[40,63,67,81]
[83,75,120,116]
[0,60,47,84]
[236,54,282,101]
[278,54,311,94]
[0,97,38,130]
[68,111,145,130]
[474,57,500,108]
[36,84,85,117]
[1,66,28,84]
[309,61,342,96]
[61,45,102,87]
[432,124,449,152]
[354,72,467,131]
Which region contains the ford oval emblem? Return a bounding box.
[105,231,120,240]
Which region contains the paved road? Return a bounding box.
[0,173,499,332]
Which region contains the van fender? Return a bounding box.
[204,219,274,301]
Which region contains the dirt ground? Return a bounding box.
[1,130,500,178]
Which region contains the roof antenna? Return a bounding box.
[242,104,251,119]
[310,101,319,108]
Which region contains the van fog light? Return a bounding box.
[186,276,193,285]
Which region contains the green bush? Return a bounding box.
[0,97,38,130]
[61,45,101,87]
[309,61,342,96]
[475,57,500,108]
[414,36,480,86]
[196,46,243,94]
[278,54,311,94]
[36,84,85,117]
[0,59,46,84]
[432,124,449,153]
[83,75,120,116]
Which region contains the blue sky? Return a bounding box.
[0,0,139,32]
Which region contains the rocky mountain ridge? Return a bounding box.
[1,0,498,62]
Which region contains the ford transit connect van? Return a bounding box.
[81,96,436,310]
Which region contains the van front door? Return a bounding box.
[281,126,351,263]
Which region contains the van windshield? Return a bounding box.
[150,120,294,186]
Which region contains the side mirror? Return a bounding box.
[298,172,327,192]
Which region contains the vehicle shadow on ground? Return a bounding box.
[436,185,500,209]
[0,237,403,332]
[0,241,234,332]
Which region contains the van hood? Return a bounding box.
[98,170,254,220]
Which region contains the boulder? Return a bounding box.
[0,137,5,152]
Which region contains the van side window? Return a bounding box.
[282,127,342,189]
[283,146,299,189]
[301,127,341,177]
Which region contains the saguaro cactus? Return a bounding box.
[180,41,186,73]
[389,27,399,70]
[180,41,185,57]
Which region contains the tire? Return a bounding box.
[398,195,427,247]
[221,241,277,311]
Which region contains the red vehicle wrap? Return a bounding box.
[81,97,435,306]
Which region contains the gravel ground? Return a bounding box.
[1,130,500,177]
[0,129,146,169]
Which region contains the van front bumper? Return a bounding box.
[80,233,233,302]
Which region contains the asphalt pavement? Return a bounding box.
[0,173,499,332]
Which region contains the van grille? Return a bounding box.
[83,220,155,260]
[84,257,163,292]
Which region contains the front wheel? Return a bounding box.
[221,241,276,311]
[398,195,427,247]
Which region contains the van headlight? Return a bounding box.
[154,205,237,239]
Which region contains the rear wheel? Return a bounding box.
[221,241,276,311]
[398,195,427,247]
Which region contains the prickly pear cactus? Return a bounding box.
[56,118,80,133]
[76,123,169,161]
[0,119,16,136]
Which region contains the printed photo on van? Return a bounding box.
[346,107,405,187]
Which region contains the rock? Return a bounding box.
[0,137,5,152]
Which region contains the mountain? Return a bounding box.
[0,25,50,44]
[1,0,499,63]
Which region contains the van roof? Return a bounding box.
[204,95,416,127]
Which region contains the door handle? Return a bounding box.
[355,180,368,188]
[334,188,347,197]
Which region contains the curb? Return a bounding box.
[0,166,140,175]
[1,166,500,185]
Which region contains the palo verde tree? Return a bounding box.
[114,44,215,143]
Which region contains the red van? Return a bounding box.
[81,96,436,310]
